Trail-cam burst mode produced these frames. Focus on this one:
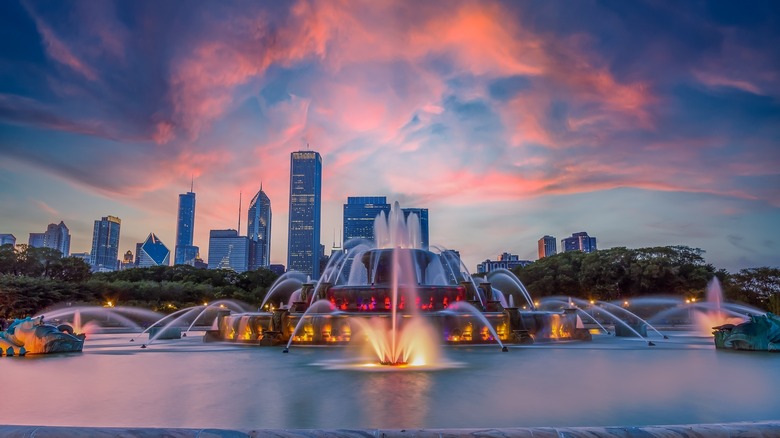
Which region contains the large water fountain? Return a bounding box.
[3,206,778,433]
[207,203,590,363]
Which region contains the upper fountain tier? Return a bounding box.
[315,247,476,313]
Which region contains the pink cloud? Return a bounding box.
[693,70,761,94]
[34,200,60,217]
[24,3,98,81]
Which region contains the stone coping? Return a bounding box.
[1,422,780,437]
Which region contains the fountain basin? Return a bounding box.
[207,307,590,345]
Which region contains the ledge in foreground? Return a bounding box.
[2,421,780,437]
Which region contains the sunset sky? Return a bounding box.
[1,0,778,273]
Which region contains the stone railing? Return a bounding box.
[1,421,780,437]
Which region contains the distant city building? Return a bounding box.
[562,232,597,253]
[343,196,390,248]
[121,250,134,270]
[193,254,208,270]
[28,233,45,248]
[70,252,90,263]
[208,229,250,272]
[247,185,272,270]
[90,216,121,271]
[287,150,322,278]
[402,208,429,249]
[137,233,171,267]
[134,242,143,267]
[28,222,71,256]
[476,252,533,274]
[269,264,286,276]
[441,249,464,282]
[174,189,199,265]
[538,235,557,259]
[0,234,16,246]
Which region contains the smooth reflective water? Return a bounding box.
[3,332,779,429]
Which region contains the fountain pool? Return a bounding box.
[2,331,779,429]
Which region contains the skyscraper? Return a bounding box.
[90,216,121,271]
[137,233,171,267]
[29,222,71,256]
[174,189,199,265]
[538,235,557,259]
[208,229,250,272]
[0,234,16,246]
[562,232,598,253]
[287,150,322,278]
[247,184,272,270]
[28,233,45,248]
[343,196,390,248]
[402,207,429,249]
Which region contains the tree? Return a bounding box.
[0,244,17,274]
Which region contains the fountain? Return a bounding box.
[208,202,590,363]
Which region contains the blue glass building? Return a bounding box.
[90,215,121,271]
[247,185,272,270]
[207,229,250,272]
[343,196,390,249]
[538,235,557,258]
[137,233,171,267]
[175,190,199,265]
[287,151,322,278]
[562,232,597,253]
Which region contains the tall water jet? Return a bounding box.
[695,278,746,335]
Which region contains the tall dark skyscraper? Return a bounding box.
[402,207,429,249]
[90,215,121,271]
[287,150,322,278]
[247,184,272,269]
[174,188,198,265]
[343,196,390,248]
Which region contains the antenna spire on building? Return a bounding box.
[190,174,194,193]
[237,191,242,233]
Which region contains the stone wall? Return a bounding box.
[1,421,779,437]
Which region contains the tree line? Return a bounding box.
[0,244,279,319]
[1,243,778,319]
[512,245,780,313]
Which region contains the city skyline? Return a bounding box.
[1,1,778,273]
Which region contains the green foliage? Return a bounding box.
[725,267,780,310]
[514,245,715,300]
[0,247,279,317]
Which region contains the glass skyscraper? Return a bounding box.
[207,229,250,272]
[287,150,322,278]
[562,232,597,253]
[137,233,171,267]
[247,185,272,270]
[343,196,390,249]
[174,190,199,265]
[90,215,121,271]
[30,221,71,256]
[538,235,557,258]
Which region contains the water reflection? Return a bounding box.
[359,371,432,428]
[3,333,779,429]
